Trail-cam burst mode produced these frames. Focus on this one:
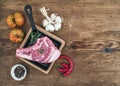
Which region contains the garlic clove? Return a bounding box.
[50,13,57,21]
[45,24,54,32]
[55,16,62,23]
[43,19,49,27]
[54,23,61,31]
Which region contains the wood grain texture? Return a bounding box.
[0,0,120,86]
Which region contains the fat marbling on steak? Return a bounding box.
[16,37,61,63]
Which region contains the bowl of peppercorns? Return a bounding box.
[11,64,27,81]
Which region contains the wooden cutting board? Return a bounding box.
[18,25,65,74]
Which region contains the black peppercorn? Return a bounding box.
[14,66,25,78]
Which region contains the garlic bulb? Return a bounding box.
[40,7,63,32]
[54,23,61,31]
[50,13,56,21]
[43,19,49,27]
[55,16,62,23]
[45,24,54,32]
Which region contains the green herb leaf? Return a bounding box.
[29,31,41,46]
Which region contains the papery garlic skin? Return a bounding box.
[54,23,61,31]
[45,24,55,32]
[43,19,49,27]
[40,7,63,32]
[40,7,54,24]
[55,16,62,23]
[50,14,57,21]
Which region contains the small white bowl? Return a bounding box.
[11,64,27,81]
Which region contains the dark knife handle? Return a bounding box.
[24,5,36,31]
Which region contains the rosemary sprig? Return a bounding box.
[29,31,41,46]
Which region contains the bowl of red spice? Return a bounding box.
[11,64,27,81]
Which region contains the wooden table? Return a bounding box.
[1,0,120,86]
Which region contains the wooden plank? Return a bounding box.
[1,0,120,86]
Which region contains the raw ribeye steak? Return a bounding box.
[16,36,61,63]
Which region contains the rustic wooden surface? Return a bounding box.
[1,0,120,86]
